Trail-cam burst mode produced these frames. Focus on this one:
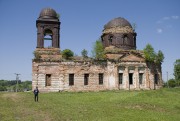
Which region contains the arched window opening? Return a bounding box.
[132,33,137,46]
[44,29,53,48]
[133,35,136,46]
[108,35,113,45]
[101,38,104,43]
[123,34,128,45]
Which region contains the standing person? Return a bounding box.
[34,86,39,102]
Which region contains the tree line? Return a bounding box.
[165,59,180,88]
[0,80,32,91]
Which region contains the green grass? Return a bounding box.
[0,88,180,121]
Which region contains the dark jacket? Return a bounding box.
[34,89,39,95]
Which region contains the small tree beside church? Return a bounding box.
[143,44,156,62]
[91,39,106,60]
[81,49,88,58]
[143,44,164,64]
[155,50,164,64]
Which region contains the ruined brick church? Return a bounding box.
[32,8,162,92]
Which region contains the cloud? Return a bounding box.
[157,15,179,24]
[156,15,178,33]
[171,16,179,19]
[157,28,163,33]
[163,17,170,20]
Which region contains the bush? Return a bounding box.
[176,80,180,86]
[62,49,74,59]
[0,86,7,91]
[168,79,176,88]
[33,51,41,59]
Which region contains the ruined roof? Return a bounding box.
[104,17,132,29]
[39,8,58,19]
[102,17,134,34]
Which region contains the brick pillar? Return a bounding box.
[135,66,139,89]
[145,67,151,89]
[124,66,129,89]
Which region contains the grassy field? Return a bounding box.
[0,88,180,121]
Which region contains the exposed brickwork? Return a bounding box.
[32,50,162,92]
[32,9,162,92]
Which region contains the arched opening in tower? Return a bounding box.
[44,29,53,48]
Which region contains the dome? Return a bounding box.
[101,17,136,50]
[104,17,132,29]
[39,8,58,19]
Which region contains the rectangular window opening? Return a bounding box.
[84,74,89,85]
[129,73,133,85]
[69,74,74,86]
[99,73,103,85]
[139,73,143,85]
[119,73,123,84]
[155,74,158,84]
[46,74,51,86]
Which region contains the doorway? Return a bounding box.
[129,73,133,85]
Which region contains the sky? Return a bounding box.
[0,0,180,81]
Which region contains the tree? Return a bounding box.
[174,59,180,86]
[143,44,156,62]
[92,39,105,60]
[62,49,74,59]
[168,79,176,88]
[143,44,164,64]
[0,85,7,91]
[81,49,88,58]
[155,50,164,64]
[22,81,32,91]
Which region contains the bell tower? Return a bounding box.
[32,8,61,91]
[33,8,61,61]
[36,8,60,48]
